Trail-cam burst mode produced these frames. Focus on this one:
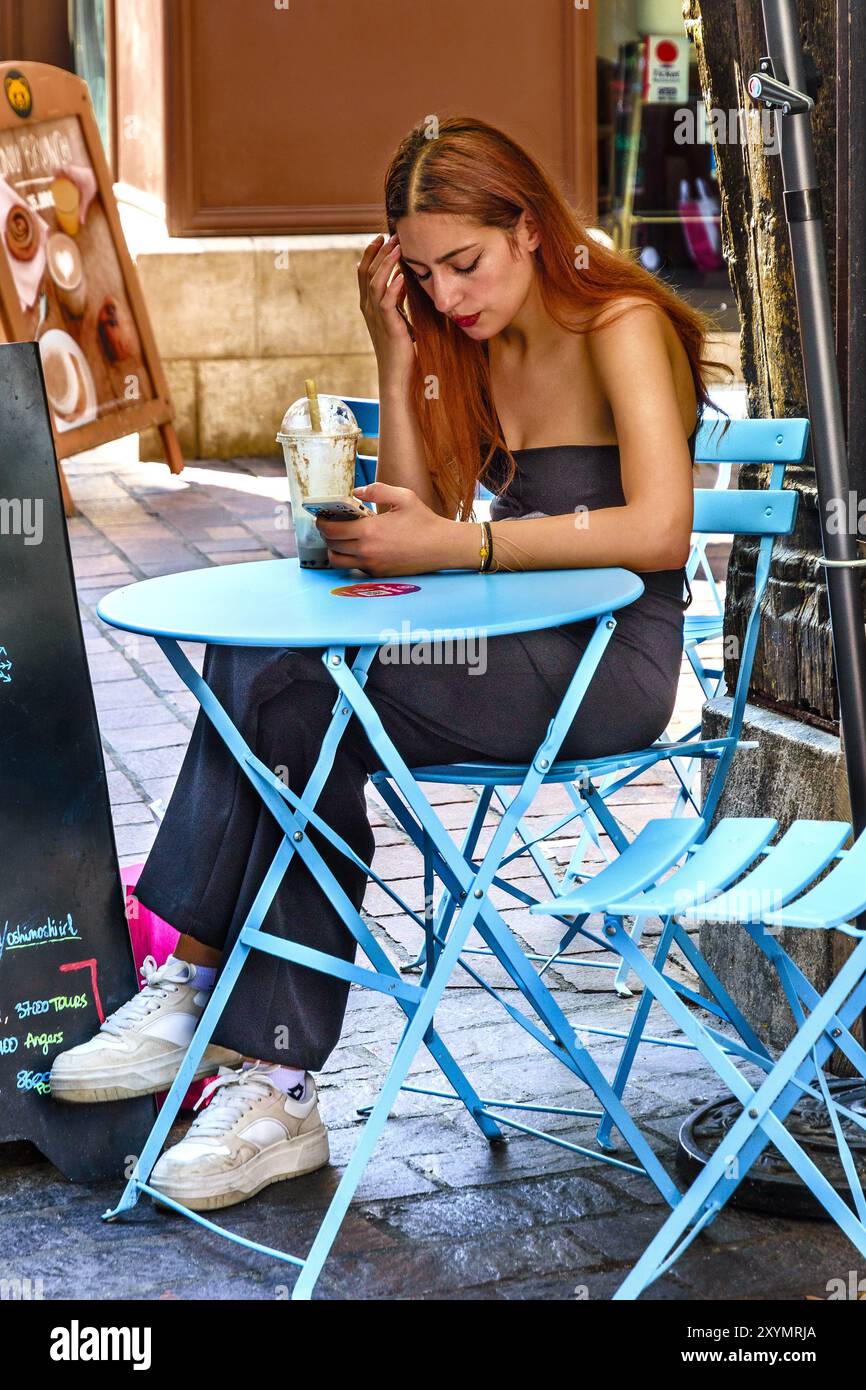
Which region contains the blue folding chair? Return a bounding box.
[541,423,735,892]
[512,417,807,862]
[387,418,804,998]
[530,812,866,1298]
[584,433,735,841]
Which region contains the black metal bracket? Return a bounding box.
[747,60,814,114]
[759,51,824,101]
[758,54,784,82]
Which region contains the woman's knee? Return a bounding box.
[202,643,281,704]
[201,645,329,731]
[260,678,382,788]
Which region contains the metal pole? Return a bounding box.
[749,0,866,839]
[675,0,866,1218]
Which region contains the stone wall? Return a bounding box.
[135,235,380,460]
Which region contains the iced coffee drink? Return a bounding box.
[277,385,361,568]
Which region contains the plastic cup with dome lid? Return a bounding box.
[276,381,361,568]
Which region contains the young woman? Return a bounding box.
[50,116,730,1212]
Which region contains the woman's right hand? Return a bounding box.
[358,233,416,385]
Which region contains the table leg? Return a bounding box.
[325,618,682,1210]
[290,617,628,1297]
[106,615,654,1299]
[104,637,503,1232]
[292,870,503,1299]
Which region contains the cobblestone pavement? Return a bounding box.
[1,445,852,1301]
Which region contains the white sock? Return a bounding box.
[242,1059,306,1100]
[166,954,217,991]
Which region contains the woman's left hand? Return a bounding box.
[315,482,455,577]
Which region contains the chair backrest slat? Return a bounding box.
[340,405,811,465]
[340,395,503,497]
[336,397,380,488]
[692,487,798,537]
[695,416,809,465]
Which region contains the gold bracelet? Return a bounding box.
[478,521,489,572]
[478,520,493,573]
[486,521,497,572]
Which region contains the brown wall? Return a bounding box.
[113,0,596,235]
[0,0,72,69]
[1,1,598,234]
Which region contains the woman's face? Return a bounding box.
[395,211,540,337]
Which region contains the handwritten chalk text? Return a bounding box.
[24,1031,63,1056]
[15,994,88,1018]
[17,1069,51,1094]
[0,913,80,963]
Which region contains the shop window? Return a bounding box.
[598,29,738,329]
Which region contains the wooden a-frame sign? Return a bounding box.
[0,61,182,517]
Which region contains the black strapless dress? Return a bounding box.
[474,423,699,756]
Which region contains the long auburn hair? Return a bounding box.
[383,115,734,521]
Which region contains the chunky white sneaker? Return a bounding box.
[149,1063,329,1211]
[50,955,242,1102]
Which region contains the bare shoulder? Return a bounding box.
[585,294,670,336]
[584,296,672,374]
[585,295,698,434]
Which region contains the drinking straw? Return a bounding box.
[304,378,322,432]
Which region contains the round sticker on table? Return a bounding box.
[330,582,421,598]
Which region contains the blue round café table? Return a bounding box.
[95,555,642,647]
[96,557,659,1300]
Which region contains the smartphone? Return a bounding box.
[302,496,371,522]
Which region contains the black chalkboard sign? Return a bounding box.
[0,340,154,1180]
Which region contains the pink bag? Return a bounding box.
[677,178,723,273]
[121,863,215,1111]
